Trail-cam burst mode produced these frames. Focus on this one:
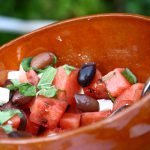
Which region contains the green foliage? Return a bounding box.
[0,0,150,44]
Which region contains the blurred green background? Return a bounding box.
[0,0,150,45]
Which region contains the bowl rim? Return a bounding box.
[0,13,150,144]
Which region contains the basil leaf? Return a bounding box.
[6,84,17,91]
[53,55,57,64]
[11,79,20,87]
[0,109,22,125]
[21,57,32,72]
[122,68,137,84]
[38,66,57,89]
[6,79,20,91]
[6,80,36,96]
[63,64,75,75]
[1,125,13,134]
[38,86,57,98]
[19,83,36,96]
[108,92,115,103]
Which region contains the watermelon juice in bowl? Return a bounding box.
[0,13,150,150]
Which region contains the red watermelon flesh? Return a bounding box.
[113,100,133,111]
[4,115,21,129]
[60,113,81,130]
[53,66,80,106]
[104,68,131,97]
[83,69,108,99]
[29,96,67,129]
[81,111,111,126]
[26,69,39,86]
[116,83,144,102]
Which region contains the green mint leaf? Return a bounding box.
[63,64,75,75]
[0,109,22,125]
[53,55,57,64]
[6,79,21,91]
[6,84,17,91]
[1,125,13,134]
[38,66,57,89]
[19,83,36,96]
[21,57,32,72]
[11,79,20,87]
[108,92,115,103]
[122,68,137,84]
[38,86,58,98]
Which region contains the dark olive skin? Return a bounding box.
[12,91,33,106]
[142,77,150,97]
[109,104,129,117]
[31,52,56,69]
[78,62,96,87]
[74,94,99,112]
[8,131,32,138]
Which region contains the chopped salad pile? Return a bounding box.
[0,52,144,138]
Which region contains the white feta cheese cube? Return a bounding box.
[97,99,113,111]
[0,87,10,106]
[8,71,20,80]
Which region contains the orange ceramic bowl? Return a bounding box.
[0,13,150,150]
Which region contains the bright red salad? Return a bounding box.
[0,52,144,138]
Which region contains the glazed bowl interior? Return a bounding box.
[0,14,150,150]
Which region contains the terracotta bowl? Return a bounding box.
[0,13,150,150]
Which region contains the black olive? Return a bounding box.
[74,94,99,112]
[17,110,27,131]
[12,91,33,106]
[78,62,96,87]
[142,77,150,97]
[109,104,129,117]
[8,131,32,138]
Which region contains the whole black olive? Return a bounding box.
[75,94,99,112]
[142,77,150,97]
[12,91,33,106]
[8,131,32,138]
[31,52,56,69]
[78,62,96,87]
[109,104,129,117]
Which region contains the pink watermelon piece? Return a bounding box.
[53,66,80,106]
[104,68,131,97]
[113,100,133,111]
[29,96,67,129]
[116,83,144,102]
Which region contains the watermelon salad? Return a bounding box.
[0,52,144,138]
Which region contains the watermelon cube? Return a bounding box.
[113,100,133,111]
[29,96,67,129]
[116,83,144,102]
[60,113,81,129]
[81,111,111,126]
[53,66,80,106]
[104,68,131,97]
[26,69,39,86]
